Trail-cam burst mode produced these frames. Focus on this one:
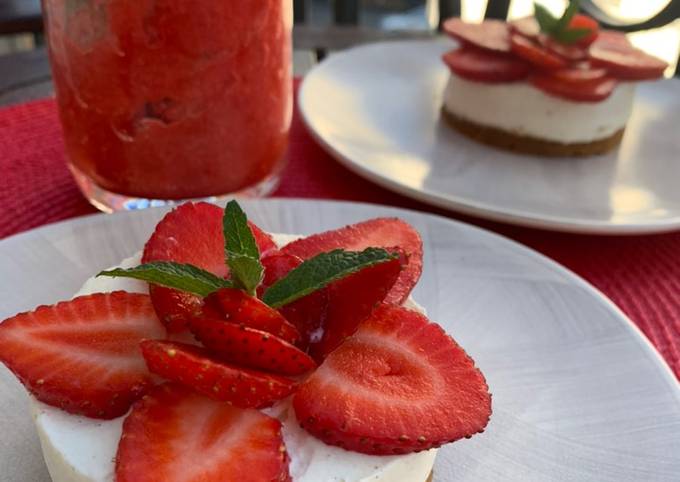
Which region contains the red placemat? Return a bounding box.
[1,83,679,379]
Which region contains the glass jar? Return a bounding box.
[42,0,292,210]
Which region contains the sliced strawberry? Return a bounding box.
[541,35,588,61]
[442,18,511,53]
[281,218,423,305]
[510,16,539,38]
[568,14,599,47]
[589,31,667,80]
[310,256,402,362]
[510,33,567,70]
[552,64,607,82]
[116,383,290,482]
[206,288,300,345]
[0,292,165,419]
[442,47,530,83]
[141,340,296,408]
[531,73,618,102]
[189,318,316,376]
[260,252,328,348]
[142,202,276,332]
[294,304,491,455]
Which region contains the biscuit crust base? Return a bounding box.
[442,108,625,157]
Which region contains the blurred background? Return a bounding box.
[0,0,678,104]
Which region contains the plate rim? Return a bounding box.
[299,39,680,235]
[2,197,678,398]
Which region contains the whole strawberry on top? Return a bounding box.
[441,0,668,157]
[0,200,491,482]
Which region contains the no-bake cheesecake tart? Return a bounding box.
[0,201,492,481]
[441,1,668,156]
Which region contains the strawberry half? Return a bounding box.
[0,291,165,419]
[142,202,276,332]
[189,318,316,376]
[293,304,491,455]
[206,288,300,345]
[141,340,296,408]
[280,218,423,305]
[116,383,291,482]
[260,252,329,349]
[310,255,402,362]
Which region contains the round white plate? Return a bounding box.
[299,40,680,234]
[0,199,678,481]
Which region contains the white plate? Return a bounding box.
[299,40,680,234]
[0,199,679,481]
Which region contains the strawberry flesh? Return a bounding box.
[141,340,296,408]
[116,383,291,482]
[309,256,403,362]
[206,288,300,345]
[0,291,165,419]
[189,318,316,376]
[281,218,423,305]
[294,304,491,455]
[589,31,667,80]
[531,73,617,102]
[260,252,329,349]
[142,202,275,332]
[442,18,511,53]
[442,46,530,83]
[510,33,567,70]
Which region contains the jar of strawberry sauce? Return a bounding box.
[42,0,292,210]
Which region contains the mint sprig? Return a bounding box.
[262,248,397,308]
[223,200,264,295]
[533,0,592,45]
[98,261,233,297]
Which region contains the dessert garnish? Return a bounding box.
[0,200,491,480]
[440,1,668,156]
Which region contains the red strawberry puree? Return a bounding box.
[43,0,292,199]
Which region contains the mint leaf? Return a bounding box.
[554,0,581,33]
[534,3,558,33]
[262,248,397,308]
[98,261,232,297]
[222,200,264,295]
[552,27,592,44]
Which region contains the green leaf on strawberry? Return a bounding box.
[533,0,594,45]
[262,248,397,308]
[222,200,264,295]
[534,3,557,33]
[98,261,233,297]
[101,202,398,312]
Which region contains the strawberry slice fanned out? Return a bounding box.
[142,202,276,332]
[260,249,403,360]
[116,383,291,482]
[206,288,300,345]
[189,318,316,376]
[141,340,297,408]
[280,218,423,305]
[309,255,402,362]
[260,252,329,349]
[294,304,491,455]
[0,291,165,419]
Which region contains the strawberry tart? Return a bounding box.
[0,201,492,482]
[441,1,668,156]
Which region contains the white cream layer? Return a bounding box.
[443,73,636,143]
[31,234,436,482]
